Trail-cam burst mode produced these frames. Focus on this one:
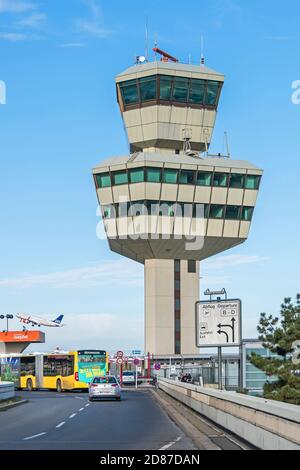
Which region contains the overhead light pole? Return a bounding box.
[0,314,14,332]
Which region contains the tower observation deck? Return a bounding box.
[93,51,263,357]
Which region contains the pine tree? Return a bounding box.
[249,295,300,405]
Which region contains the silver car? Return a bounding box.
[89,376,122,401]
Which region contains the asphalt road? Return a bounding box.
[0,390,196,450]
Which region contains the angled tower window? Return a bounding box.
[172,77,189,102]
[197,171,212,186]
[113,170,128,186]
[129,168,145,184]
[96,173,111,188]
[179,170,195,185]
[205,81,220,106]
[229,173,245,189]
[225,205,241,220]
[213,173,228,187]
[146,167,161,183]
[189,79,206,104]
[120,80,139,105]
[245,175,261,190]
[159,75,173,100]
[139,76,157,101]
[209,205,225,219]
[163,168,178,184]
[242,207,254,221]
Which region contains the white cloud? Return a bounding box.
[0,32,27,41]
[76,0,113,38]
[203,254,267,270]
[60,42,87,48]
[17,12,46,28]
[0,0,36,13]
[0,259,143,289]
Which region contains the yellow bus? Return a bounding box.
[0,350,108,392]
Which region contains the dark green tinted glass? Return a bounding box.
[225,206,241,220]
[205,81,219,106]
[147,167,161,183]
[128,201,146,217]
[245,175,261,190]
[229,174,245,189]
[160,76,173,100]
[102,205,115,219]
[213,173,228,187]
[242,207,254,221]
[172,77,189,102]
[189,79,206,104]
[209,205,225,219]
[197,172,212,186]
[139,76,157,101]
[113,171,128,186]
[96,173,111,188]
[120,80,139,105]
[163,169,178,184]
[129,168,145,184]
[179,170,195,185]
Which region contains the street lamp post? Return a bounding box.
[0,315,14,332]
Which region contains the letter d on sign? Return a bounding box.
[0,80,6,105]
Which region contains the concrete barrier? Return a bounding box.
[0,382,15,401]
[158,378,300,450]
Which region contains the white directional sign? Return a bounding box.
[196,300,242,348]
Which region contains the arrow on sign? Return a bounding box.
[217,329,229,343]
[217,318,236,343]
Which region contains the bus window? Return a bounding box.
[43,355,74,377]
[20,357,35,377]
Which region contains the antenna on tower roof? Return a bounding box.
[145,17,149,62]
[201,35,205,66]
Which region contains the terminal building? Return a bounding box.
[93,51,263,357]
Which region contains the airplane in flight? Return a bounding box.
[16,314,65,328]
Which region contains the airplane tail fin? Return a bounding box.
[53,315,64,325]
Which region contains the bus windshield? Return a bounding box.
[77,350,107,383]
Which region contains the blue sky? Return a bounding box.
[0,0,299,353]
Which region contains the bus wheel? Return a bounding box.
[56,380,63,393]
[27,379,33,392]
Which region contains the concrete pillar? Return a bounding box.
[144,259,200,356]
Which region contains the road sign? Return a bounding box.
[133,358,140,366]
[154,363,161,371]
[116,357,123,365]
[196,299,242,348]
[116,351,124,359]
[132,350,142,355]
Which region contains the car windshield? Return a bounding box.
[123,372,134,376]
[93,377,117,384]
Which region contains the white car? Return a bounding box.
[89,376,121,401]
[122,371,142,385]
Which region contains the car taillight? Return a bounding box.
[112,384,118,388]
[75,372,79,381]
[90,384,98,388]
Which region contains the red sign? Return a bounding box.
[116,358,123,365]
[133,358,140,366]
[154,363,161,371]
[0,331,45,343]
[116,351,124,359]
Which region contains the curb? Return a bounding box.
[0,399,28,412]
[150,388,221,451]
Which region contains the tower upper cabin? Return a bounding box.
[116,52,224,154]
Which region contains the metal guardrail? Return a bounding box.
[0,382,15,401]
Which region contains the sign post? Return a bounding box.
[116,351,124,387]
[196,298,242,390]
[133,358,140,389]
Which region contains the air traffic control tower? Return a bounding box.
[93,49,263,357]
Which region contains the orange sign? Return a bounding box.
[0,331,45,343]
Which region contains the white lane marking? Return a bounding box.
[56,422,65,429]
[79,407,84,412]
[85,404,90,407]
[23,432,46,441]
[69,413,77,419]
[159,437,182,451]
[75,396,85,400]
